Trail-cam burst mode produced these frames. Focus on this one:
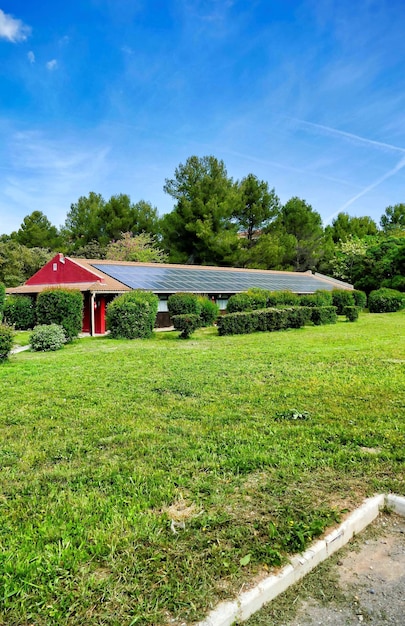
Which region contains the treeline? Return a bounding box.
[1,155,404,293]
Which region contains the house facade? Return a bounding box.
[7,253,353,334]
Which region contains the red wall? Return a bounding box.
[26,254,101,286]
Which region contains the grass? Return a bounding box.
[0,312,404,625]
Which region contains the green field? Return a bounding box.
[1,313,404,625]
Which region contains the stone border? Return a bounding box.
[197,494,405,626]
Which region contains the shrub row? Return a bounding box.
[168,293,219,337]
[217,306,318,336]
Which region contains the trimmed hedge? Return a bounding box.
[106,290,158,339]
[352,290,367,309]
[226,293,252,313]
[300,290,333,308]
[0,284,5,321]
[3,295,36,330]
[30,324,67,351]
[197,297,219,326]
[344,306,359,322]
[0,324,13,361]
[310,306,338,326]
[168,293,201,316]
[368,288,405,313]
[172,313,201,338]
[217,306,310,336]
[331,289,355,315]
[36,288,83,341]
[266,290,300,307]
[246,288,270,310]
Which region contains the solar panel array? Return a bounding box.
[92,264,336,294]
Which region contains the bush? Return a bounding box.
[167,293,201,317]
[344,306,359,322]
[331,289,355,315]
[0,284,5,321]
[300,290,333,308]
[226,293,252,313]
[30,324,67,351]
[3,295,36,330]
[352,290,367,309]
[36,288,83,342]
[217,310,258,335]
[0,324,13,361]
[172,314,201,338]
[106,290,158,339]
[285,306,312,328]
[246,288,270,310]
[217,306,309,336]
[197,297,219,326]
[368,288,405,313]
[266,290,299,307]
[310,306,338,325]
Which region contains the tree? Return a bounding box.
[326,236,369,283]
[0,241,52,287]
[269,197,325,270]
[326,212,378,243]
[162,155,239,264]
[380,203,405,233]
[15,211,62,250]
[63,192,106,249]
[106,232,167,263]
[233,174,280,244]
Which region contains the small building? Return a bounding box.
[7,253,353,335]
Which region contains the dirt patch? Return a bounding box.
[245,512,405,626]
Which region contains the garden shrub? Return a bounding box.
[0,283,5,321]
[217,306,308,336]
[266,290,299,307]
[197,297,219,326]
[0,324,13,361]
[217,311,258,335]
[300,290,333,308]
[246,288,270,310]
[368,288,405,313]
[344,306,359,322]
[331,289,355,314]
[36,288,83,342]
[106,290,159,339]
[167,293,201,316]
[284,306,312,328]
[30,324,67,351]
[352,290,367,309]
[226,292,252,313]
[310,306,338,325]
[172,314,201,338]
[3,295,35,330]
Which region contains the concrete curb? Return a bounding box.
[197,493,405,626]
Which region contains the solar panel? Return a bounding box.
[92,263,339,294]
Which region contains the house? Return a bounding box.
[7,253,353,334]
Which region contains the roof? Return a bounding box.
[6,256,353,296]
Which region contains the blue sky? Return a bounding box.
[1,0,404,235]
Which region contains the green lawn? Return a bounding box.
[0,313,404,625]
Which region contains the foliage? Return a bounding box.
[172,313,201,338]
[106,232,167,263]
[30,324,67,351]
[167,292,201,317]
[246,287,271,310]
[3,296,36,330]
[36,288,83,341]
[0,283,5,320]
[310,306,338,325]
[233,174,280,242]
[326,212,378,243]
[352,290,367,309]
[14,211,62,250]
[0,241,52,287]
[352,236,405,293]
[197,297,219,326]
[106,290,159,339]
[323,236,368,284]
[331,289,355,315]
[162,155,240,264]
[300,290,333,308]
[0,324,13,361]
[69,240,107,259]
[344,306,359,322]
[368,288,405,313]
[380,203,405,233]
[226,292,253,313]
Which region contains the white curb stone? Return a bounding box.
[197,494,397,626]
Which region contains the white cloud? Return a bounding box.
[46,59,58,71]
[0,9,31,42]
[27,50,35,64]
